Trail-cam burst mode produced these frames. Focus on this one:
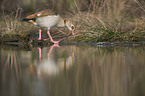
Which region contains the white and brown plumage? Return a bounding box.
[22,9,75,44]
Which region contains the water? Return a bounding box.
[0,44,145,96]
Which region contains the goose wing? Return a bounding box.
[22,9,56,24]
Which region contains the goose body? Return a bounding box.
[36,15,60,28]
[22,9,75,43]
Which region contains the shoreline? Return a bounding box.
[0,35,145,47]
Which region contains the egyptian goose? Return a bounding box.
[22,9,75,44]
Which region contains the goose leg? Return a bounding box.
[38,47,41,61]
[38,29,42,40]
[48,44,60,57]
[46,31,60,44]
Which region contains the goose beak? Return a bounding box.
[72,30,74,35]
[71,26,75,35]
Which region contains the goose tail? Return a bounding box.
[22,18,36,22]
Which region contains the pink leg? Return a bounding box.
[46,31,60,44]
[38,29,42,40]
[48,44,60,57]
[38,47,41,61]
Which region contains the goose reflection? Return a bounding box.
[29,44,75,77]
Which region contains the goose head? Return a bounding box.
[64,19,75,35]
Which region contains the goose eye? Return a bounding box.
[71,26,75,30]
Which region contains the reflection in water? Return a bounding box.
[32,44,75,77]
[2,50,22,79]
[0,45,145,96]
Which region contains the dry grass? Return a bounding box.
[0,8,23,36]
[0,0,145,42]
[69,0,145,42]
[0,8,34,38]
[70,12,145,42]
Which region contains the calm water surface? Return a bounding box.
[0,44,145,96]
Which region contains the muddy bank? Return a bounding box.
[0,34,145,48]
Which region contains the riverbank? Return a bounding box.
[0,9,145,45]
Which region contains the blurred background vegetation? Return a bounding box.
[0,0,144,16]
[0,0,144,42]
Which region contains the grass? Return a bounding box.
[0,0,145,43]
[0,8,23,36]
[0,8,35,38]
[67,12,145,43]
